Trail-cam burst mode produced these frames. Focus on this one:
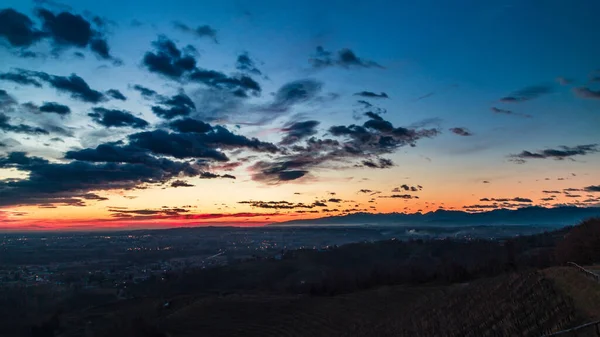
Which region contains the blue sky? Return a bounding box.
[0,0,599,229]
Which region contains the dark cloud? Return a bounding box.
[80,193,108,201]
[510,144,598,162]
[39,102,71,115]
[170,179,194,188]
[310,46,383,69]
[172,22,218,43]
[572,87,600,100]
[330,113,439,152]
[351,102,387,120]
[89,38,112,60]
[279,170,308,181]
[541,197,555,201]
[18,50,42,58]
[490,107,531,118]
[463,204,499,209]
[106,89,127,101]
[251,114,437,184]
[0,151,206,206]
[584,185,600,192]
[188,69,261,97]
[364,112,383,121]
[356,100,385,113]
[169,118,212,133]
[36,8,92,47]
[380,194,418,199]
[142,35,197,80]
[499,85,553,103]
[132,84,158,99]
[449,127,473,136]
[0,9,45,47]
[264,79,323,113]
[0,71,43,87]
[361,158,394,169]
[2,69,105,103]
[0,113,49,135]
[512,197,533,203]
[239,200,326,210]
[129,127,278,161]
[199,172,219,179]
[354,91,389,99]
[0,7,116,61]
[65,143,204,178]
[236,52,262,75]
[392,184,422,192]
[152,92,196,119]
[41,72,105,103]
[249,159,310,184]
[108,210,277,221]
[358,189,373,194]
[142,36,260,96]
[479,197,533,203]
[36,8,115,60]
[109,207,189,216]
[0,90,17,109]
[322,208,340,213]
[542,190,561,194]
[88,107,149,129]
[126,130,226,161]
[280,120,320,145]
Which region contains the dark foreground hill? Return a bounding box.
[61,269,595,337]
[8,218,600,337]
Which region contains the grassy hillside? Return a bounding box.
[544,267,600,320]
[69,270,588,337]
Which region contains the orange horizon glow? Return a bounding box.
[1,189,596,232]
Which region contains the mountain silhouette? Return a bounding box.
[269,206,600,227]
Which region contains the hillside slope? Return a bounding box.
[74,269,593,337]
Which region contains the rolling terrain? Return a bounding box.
[59,268,596,337]
[14,218,600,337]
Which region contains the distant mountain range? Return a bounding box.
[269,206,600,227]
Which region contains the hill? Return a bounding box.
[269,206,600,227]
[62,269,592,337]
[12,218,600,337]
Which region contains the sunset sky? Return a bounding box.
[1,0,599,231]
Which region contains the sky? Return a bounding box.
[0,0,599,231]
